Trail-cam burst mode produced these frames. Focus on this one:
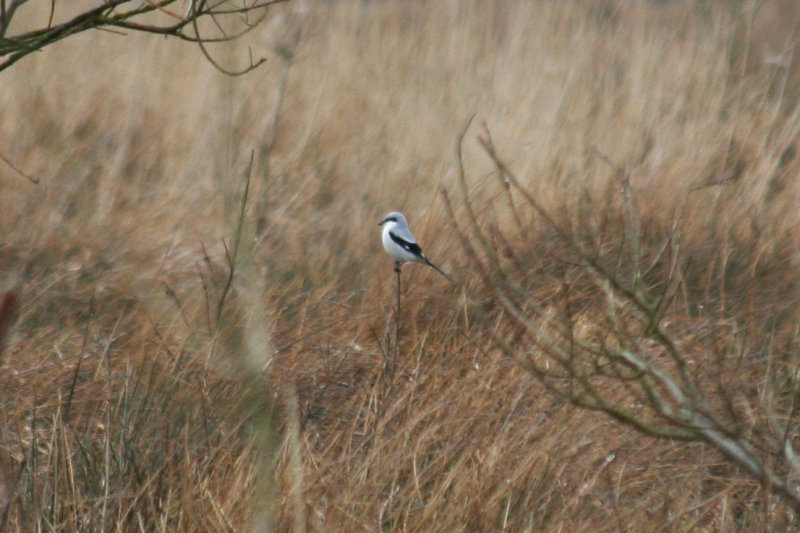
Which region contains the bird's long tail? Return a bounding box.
[425,259,454,283]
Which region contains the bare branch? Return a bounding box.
[0,0,288,75]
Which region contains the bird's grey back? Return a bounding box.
[393,224,418,244]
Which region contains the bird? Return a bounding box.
[378,211,453,282]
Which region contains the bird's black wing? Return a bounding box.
[389,230,424,257]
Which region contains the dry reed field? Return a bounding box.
[2,0,800,531]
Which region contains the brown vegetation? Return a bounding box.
[1,1,800,531]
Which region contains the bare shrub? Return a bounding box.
[445,121,800,514]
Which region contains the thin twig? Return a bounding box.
[0,149,38,183]
[216,150,254,324]
[392,261,402,379]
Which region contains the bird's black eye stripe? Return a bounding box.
[385,216,398,223]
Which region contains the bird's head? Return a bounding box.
[378,211,407,228]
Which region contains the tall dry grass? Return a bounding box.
[1,0,800,531]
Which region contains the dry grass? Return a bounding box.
[1,0,800,531]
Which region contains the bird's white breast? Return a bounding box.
[382,223,417,263]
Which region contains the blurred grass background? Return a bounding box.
[1,0,800,531]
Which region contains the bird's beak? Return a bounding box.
[377,220,385,226]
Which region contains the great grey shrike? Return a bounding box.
[378,211,453,282]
